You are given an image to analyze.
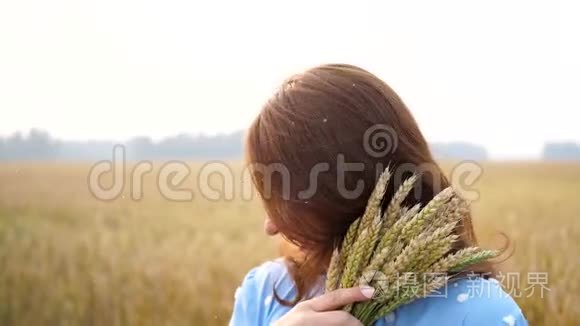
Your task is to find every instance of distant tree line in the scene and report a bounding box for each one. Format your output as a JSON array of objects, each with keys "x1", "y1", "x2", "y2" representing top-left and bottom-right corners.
[
  {"x1": 0, "y1": 129, "x2": 244, "y2": 161},
  {"x1": 0, "y1": 129, "x2": 578, "y2": 161},
  {"x1": 542, "y1": 142, "x2": 580, "y2": 160}
]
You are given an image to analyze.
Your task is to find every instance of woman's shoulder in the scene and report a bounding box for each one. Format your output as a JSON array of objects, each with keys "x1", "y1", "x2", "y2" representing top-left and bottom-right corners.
[
  {"x1": 230, "y1": 258, "x2": 298, "y2": 326},
  {"x1": 453, "y1": 277, "x2": 527, "y2": 325},
  {"x1": 237, "y1": 258, "x2": 299, "y2": 299},
  {"x1": 385, "y1": 276, "x2": 528, "y2": 326},
  {"x1": 231, "y1": 262, "x2": 528, "y2": 326}
]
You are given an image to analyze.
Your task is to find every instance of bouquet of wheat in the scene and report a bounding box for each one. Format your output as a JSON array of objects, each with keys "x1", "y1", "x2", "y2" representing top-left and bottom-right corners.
[{"x1": 325, "y1": 168, "x2": 498, "y2": 325}]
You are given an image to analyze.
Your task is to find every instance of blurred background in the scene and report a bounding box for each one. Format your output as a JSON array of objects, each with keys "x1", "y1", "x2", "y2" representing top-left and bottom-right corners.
[{"x1": 0, "y1": 0, "x2": 579, "y2": 325}]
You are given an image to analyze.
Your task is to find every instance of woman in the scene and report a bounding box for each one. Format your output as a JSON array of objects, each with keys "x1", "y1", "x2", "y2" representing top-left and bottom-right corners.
[{"x1": 231, "y1": 64, "x2": 527, "y2": 325}]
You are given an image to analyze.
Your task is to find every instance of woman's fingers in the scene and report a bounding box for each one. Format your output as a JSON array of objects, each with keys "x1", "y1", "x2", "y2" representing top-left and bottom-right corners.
[{"x1": 307, "y1": 286, "x2": 375, "y2": 312}]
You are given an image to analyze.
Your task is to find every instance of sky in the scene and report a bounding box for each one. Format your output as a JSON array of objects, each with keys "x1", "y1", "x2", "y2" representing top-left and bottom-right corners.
[{"x1": 0, "y1": 0, "x2": 578, "y2": 159}]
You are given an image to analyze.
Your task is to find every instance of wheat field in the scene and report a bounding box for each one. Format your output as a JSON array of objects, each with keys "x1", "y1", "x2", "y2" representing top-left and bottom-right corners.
[{"x1": 0, "y1": 162, "x2": 578, "y2": 325}]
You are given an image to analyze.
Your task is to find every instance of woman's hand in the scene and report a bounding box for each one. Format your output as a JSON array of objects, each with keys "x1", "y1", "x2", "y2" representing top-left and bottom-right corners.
[{"x1": 273, "y1": 286, "x2": 375, "y2": 326}]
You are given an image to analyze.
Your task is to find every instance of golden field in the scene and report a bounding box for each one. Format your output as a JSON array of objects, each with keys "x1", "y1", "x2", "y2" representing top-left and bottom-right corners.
[{"x1": 0, "y1": 162, "x2": 578, "y2": 325}]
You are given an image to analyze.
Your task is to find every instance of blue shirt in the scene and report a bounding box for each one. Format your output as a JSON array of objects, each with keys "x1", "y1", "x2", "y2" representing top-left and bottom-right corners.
[{"x1": 230, "y1": 259, "x2": 528, "y2": 326}]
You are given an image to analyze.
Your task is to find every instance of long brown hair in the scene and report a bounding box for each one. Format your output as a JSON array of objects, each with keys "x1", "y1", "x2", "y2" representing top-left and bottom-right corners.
[{"x1": 245, "y1": 64, "x2": 494, "y2": 304}]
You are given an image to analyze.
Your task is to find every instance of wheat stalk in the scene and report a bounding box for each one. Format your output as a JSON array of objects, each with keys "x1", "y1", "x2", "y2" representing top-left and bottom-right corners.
[
  {"x1": 326, "y1": 216, "x2": 361, "y2": 291},
  {"x1": 339, "y1": 167, "x2": 391, "y2": 289},
  {"x1": 325, "y1": 167, "x2": 499, "y2": 325}
]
